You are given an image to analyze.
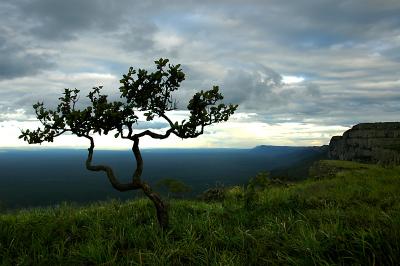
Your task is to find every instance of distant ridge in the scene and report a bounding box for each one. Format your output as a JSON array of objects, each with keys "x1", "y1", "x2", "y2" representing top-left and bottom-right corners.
[
  {"x1": 253, "y1": 145, "x2": 324, "y2": 150},
  {"x1": 252, "y1": 145, "x2": 312, "y2": 153},
  {"x1": 252, "y1": 145, "x2": 325, "y2": 156},
  {"x1": 253, "y1": 145, "x2": 311, "y2": 150},
  {"x1": 252, "y1": 145, "x2": 329, "y2": 180}
]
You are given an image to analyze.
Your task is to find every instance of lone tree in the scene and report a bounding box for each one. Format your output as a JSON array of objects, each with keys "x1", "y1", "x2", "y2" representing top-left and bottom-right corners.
[{"x1": 19, "y1": 58, "x2": 237, "y2": 229}]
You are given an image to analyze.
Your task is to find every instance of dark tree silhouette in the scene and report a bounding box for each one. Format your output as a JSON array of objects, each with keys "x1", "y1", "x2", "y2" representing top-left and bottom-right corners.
[{"x1": 19, "y1": 58, "x2": 238, "y2": 229}]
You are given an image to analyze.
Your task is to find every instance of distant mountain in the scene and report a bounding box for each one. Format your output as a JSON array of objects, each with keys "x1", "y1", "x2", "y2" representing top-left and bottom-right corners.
[{"x1": 252, "y1": 145, "x2": 316, "y2": 156}]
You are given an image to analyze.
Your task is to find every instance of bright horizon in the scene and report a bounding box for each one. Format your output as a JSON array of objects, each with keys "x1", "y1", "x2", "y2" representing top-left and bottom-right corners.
[
  {"x1": 0, "y1": 118, "x2": 349, "y2": 149},
  {"x1": 1, "y1": 1, "x2": 399, "y2": 149}
]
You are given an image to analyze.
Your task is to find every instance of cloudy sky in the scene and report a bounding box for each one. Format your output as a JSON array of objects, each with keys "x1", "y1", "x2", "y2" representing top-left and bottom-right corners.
[{"x1": 1, "y1": 0, "x2": 399, "y2": 149}]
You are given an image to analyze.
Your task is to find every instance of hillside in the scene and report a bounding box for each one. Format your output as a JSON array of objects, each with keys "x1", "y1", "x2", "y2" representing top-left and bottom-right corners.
[
  {"x1": 1, "y1": 160, "x2": 399, "y2": 265},
  {"x1": 252, "y1": 145, "x2": 328, "y2": 180}
]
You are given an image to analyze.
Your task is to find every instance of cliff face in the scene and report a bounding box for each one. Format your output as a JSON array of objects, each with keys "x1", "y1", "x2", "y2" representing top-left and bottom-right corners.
[{"x1": 328, "y1": 122, "x2": 400, "y2": 165}]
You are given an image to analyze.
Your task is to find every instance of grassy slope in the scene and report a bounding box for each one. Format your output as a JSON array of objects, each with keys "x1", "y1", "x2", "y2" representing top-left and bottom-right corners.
[{"x1": 1, "y1": 160, "x2": 399, "y2": 265}]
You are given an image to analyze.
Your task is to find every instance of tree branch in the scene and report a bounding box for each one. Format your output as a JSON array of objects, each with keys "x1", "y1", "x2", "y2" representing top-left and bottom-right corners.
[
  {"x1": 133, "y1": 128, "x2": 174, "y2": 139},
  {"x1": 131, "y1": 138, "x2": 143, "y2": 183},
  {"x1": 84, "y1": 135, "x2": 141, "y2": 191},
  {"x1": 160, "y1": 113, "x2": 175, "y2": 128}
]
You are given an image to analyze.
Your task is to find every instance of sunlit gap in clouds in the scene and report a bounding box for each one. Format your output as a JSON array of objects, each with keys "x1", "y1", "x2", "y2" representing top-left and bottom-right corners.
[{"x1": 282, "y1": 75, "x2": 305, "y2": 84}]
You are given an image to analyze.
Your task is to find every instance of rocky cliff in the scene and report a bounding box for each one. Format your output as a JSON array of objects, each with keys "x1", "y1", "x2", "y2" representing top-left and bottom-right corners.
[{"x1": 328, "y1": 122, "x2": 400, "y2": 164}]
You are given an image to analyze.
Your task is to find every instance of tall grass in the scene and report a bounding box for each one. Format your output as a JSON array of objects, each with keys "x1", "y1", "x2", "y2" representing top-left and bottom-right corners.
[{"x1": 1, "y1": 160, "x2": 399, "y2": 265}]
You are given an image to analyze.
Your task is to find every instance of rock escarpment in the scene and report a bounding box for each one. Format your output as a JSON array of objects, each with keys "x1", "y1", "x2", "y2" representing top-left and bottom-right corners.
[{"x1": 328, "y1": 122, "x2": 400, "y2": 165}]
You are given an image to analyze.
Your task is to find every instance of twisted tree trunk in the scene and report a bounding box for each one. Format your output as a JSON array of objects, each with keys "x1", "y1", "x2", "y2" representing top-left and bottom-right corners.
[
  {"x1": 131, "y1": 138, "x2": 169, "y2": 229},
  {"x1": 84, "y1": 136, "x2": 169, "y2": 229},
  {"x1": 140, "y1": 182, "x2": 169, "y2": 229}
]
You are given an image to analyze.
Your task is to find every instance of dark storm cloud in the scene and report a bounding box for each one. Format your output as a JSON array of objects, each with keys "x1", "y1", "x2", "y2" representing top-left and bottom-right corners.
[
  {"x1": 222, "y1": 0, "x2": 400, "y2": 49},
  {"x1": 222, "y1": 65, "x2": 283, "y2": 108},
  {"x1": 382, "y1": 46, "x2": 400, "y2": 62},
  {"x1": 3, "y1": 0, "x2": 159, "y2": 52},
  {"x1": 4, "y1": 0, "x2": 400, "y2": 52},
  {"x1": 115, "y1": 23, "x2": 158, "y2": 53},
  {"x1": 16, "y1": 0, "x2": 131, "y2": 40},
  {"x1": 0, "y1": 2, "x2": 55, "y2": 80},
  {"x1": 254, "y1": 88, "x2": 400, "y2": 126},
  {"x1": 0, "y1": 34, "x2": 54, "y2": 80}
]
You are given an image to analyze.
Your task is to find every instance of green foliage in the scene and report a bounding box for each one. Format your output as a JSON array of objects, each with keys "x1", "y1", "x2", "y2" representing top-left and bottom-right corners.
[
  {"x1": 198, "y1": 183, "x2": 226, "y2": 202},
  {"x1": 247, "y1": 171, "x2": 270, "y2": 190},
  {"x1": 20, "y1": 86, "x2": 139, "y2": 142},
  {"x1": 224, "y1": 186, "x2": 245, "y2": 201},
  {"x1": 244, "y1": 171, "x2": 270, "y2": 208},
  {"x1": 1, "y1": 161, "x2": 400, "y2": 265},
  {"x1": 176, "y1": 86, "x2": 237, "y2": 138},
  {"x1": 19, "y1": 58, "x2": 238, "y2": 143},
  {"x1": 156, "y1": 178, "x2": 192, "y2": 198},
  {"x1": 119, "y1": 58, "x2": 184, "y2": 120}
]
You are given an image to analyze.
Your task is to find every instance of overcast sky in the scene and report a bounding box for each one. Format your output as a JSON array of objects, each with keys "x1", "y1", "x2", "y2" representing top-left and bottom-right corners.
[{"x1": 1, "y1": 0, "x2": 399, "y2": 149}]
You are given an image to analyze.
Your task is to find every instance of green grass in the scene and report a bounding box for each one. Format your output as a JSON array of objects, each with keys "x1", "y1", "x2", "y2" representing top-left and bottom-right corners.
[{"x1": 1, "y1": 160, "x2": 400, "y2": 265}]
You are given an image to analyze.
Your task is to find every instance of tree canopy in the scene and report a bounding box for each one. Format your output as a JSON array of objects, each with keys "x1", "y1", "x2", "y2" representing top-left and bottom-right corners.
[{"x1": 20, "y1": 58, "x2": 237, "y2": 144}]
